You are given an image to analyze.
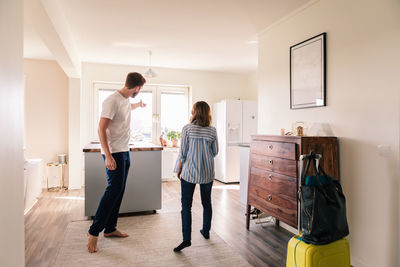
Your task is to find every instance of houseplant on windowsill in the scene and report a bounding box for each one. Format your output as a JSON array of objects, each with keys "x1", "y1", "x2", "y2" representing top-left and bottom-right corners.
[{"x1": 167, "y1": 130, "x2": 181, "y2": 147}]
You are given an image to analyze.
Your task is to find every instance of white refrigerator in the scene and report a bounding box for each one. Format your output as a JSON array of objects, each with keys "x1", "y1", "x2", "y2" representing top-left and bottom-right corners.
[{"x1": 212, "y1": 99, "x2": 257, "y2": 183}]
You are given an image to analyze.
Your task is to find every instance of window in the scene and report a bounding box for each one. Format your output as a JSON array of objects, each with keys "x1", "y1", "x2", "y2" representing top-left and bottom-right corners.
[
  {"x1": 160, "y1": 88, "x2": 189, "y2": 139},
  {"x1": 130, "y1": 91, "x2": 153, "y2": 142},
  {"x1": 94, "y1": 82, "x2": 189, "y2": 144}
]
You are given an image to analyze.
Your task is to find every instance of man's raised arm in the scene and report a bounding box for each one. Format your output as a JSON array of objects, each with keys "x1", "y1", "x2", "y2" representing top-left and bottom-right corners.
[{"x1": 130, "y1": 99, "x2": 147, "y2": 110}]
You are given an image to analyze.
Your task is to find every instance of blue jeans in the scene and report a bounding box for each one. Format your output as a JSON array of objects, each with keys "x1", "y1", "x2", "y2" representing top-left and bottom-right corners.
[
  {"x1": 89, "y1": 152, "x2": 130, "y2": 236},
  {"x1": 180, "y1": 179, "x2": 213, "y2": 241}
]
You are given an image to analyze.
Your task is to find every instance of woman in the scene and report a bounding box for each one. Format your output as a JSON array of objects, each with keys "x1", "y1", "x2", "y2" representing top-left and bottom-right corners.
[{"x1": 173, "y1": 101, "x2": 219, "y2": 252}]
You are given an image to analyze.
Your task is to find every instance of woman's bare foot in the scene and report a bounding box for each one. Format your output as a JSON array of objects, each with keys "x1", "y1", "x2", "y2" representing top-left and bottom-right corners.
[
  {"x1": 87, "y1": 233, "x2": 98, "y2": 253},
  {"x1": 103, "y1": 229, "x2": 129, "y2": 238}
]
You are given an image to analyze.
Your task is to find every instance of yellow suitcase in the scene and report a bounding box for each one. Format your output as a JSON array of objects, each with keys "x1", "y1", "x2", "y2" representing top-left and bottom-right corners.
[{"x1": 286, "y1": 236, "x2": 350, "y2": 267}]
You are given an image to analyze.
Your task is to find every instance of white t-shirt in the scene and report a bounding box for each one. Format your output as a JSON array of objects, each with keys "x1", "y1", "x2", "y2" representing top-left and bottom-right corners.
[{"x1": 100, "y1": 91, "x2": 131, "y2": 154}]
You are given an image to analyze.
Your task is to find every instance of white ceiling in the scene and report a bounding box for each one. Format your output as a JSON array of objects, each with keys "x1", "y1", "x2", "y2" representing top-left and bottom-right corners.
[{"x1": 24, "y1": 0, "x2": 310, "y2": 74}]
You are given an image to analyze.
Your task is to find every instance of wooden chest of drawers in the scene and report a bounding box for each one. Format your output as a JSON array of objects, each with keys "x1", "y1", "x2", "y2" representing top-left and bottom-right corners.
[{"x1": 246, "y1": 135, "x2": 339, "y2": 229}]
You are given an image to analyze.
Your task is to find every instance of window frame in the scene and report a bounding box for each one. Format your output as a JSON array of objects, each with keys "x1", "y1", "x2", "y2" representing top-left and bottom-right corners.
[
  {"x1": 92, "y1": 82, "x2": 190, "y2": 144},
  {"x1": 157, "y1": 86, "x2": 190, "y2": 141}
]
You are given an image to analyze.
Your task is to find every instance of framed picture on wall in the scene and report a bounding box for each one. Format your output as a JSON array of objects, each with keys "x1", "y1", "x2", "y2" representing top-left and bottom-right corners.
[{"x1": 290, "y1": 32, "x2": 326, "y2": 109}]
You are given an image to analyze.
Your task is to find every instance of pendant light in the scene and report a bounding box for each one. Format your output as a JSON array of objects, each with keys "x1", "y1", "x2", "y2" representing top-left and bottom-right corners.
[{"x1": 144, "y1": 50, "x2": 156, "y2": 78}]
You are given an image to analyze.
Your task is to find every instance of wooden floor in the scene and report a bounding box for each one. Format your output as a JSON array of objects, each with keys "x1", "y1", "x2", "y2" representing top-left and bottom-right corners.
[{"x1": 25, "y1": 180, "x2": 292, "y2": 267}]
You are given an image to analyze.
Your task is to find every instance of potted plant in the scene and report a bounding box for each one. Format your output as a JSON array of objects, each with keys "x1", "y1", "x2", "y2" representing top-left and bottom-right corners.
[{"x1": 167, "y1": 130, "x2": 181, "y2": 147}]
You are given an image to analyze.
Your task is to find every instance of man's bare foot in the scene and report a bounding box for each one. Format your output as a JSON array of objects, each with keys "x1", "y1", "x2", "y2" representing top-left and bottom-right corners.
[
  {"x1": 103, "y1": 229, "x2": 129, "y2": 238},
  {"x1": 87, "y1": 233, "x2": 98, "y2": 253}
]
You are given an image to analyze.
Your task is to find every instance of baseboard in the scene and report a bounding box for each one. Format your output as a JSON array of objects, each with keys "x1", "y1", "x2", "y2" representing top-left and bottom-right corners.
[
  {"x1": 24, "y1": 199, "x2": 38, "y2": 215},
  {"x1": 351, "y1": 257, "x2": 367, "y2": 267},
  {"x1": 279, "y1": 221, "x2": 299, "y2": 235}
]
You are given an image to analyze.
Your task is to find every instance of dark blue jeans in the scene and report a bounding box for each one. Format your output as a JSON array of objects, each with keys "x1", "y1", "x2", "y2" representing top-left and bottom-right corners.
[
  {"x1": 180, "y1": 179, "x2": 213, "y2": 241},
  {"x1": 89, "y1": 151, "x2": 130, "y2": 237}
]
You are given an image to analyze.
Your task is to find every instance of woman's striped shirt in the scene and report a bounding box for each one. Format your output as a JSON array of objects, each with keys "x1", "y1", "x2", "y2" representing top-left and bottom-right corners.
[{"x1": 174, "y1": 122, "x2": 219, "y2": 184}]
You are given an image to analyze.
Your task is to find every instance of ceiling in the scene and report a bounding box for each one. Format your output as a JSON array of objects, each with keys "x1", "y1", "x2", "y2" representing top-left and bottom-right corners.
[{"x1": 24, "y1": 0, "x2": 310, "y2": 74}]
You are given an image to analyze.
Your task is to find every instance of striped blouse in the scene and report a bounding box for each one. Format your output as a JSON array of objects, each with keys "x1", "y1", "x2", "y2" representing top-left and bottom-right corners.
[{"x1": 174, "y1": 121, "x2": 219, "y2": 184}]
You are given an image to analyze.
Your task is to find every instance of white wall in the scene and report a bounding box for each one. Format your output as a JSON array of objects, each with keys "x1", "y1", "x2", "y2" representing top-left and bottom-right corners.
[
  {"x1": 0, "y1": 0, "x2": 25, "y2": 266},
  {"x1": 247, "y1": 71, "x2": 258, "y2": 101},
  {"x1": 68, "y1": 78, "x2": 82, "y2": 189},
  {"x1": 257, "y1": 0, "x2": 400, "y2": 266},
  {"x1": 24, "y1": 59, "x2": 69, "y2": 187},
  {"x1": 81, "y1": 62, "x2": 257, "y2": 149}
]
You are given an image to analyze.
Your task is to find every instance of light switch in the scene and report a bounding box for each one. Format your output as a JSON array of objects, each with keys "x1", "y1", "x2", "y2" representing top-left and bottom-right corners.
[{"x1": 377, "y1": 145, "x2": 391, "y2": 158}]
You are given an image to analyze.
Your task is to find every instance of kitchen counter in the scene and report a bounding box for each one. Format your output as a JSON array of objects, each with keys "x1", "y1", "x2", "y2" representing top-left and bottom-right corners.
[
  {"x1": 83, "y1": 142, "x2": 163, "y2": 152},
  {"x1": 239, "y1": 145, "x2": 250, "y2": 204},
  {"x1": 83, "y1": 142, "x2": 163, "y2": 216}
]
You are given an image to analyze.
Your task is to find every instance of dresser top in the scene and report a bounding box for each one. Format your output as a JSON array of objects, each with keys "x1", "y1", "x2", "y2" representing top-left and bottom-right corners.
[{"x1": 251, "y1": 135, "x2": 337, "y2": 143}]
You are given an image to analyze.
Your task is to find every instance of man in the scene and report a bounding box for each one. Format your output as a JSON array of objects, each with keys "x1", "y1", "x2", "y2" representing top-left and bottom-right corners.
[{"x1": 87, "y1": 72, "x2": 146, "y2": 253}]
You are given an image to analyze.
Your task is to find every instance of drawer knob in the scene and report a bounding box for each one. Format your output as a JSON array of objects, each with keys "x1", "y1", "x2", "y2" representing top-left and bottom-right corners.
[
  {"x1": 268, "y1": 144, "x2": 273, "y2": 150},
  {"x1": 269, "y1": 159, "x2": 273, "y2": 165},
  {"x1": 268, "y1": 174, "x2": 272, "y2": 180},
  {"x1": 268, "y1": 195, "x2": 272, "y2": 201}
]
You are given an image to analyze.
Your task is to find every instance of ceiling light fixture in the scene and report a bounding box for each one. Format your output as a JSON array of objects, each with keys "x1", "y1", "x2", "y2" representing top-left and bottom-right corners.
[{"x1": 144, "y1": 50, "x2": 156, "y2": 78}]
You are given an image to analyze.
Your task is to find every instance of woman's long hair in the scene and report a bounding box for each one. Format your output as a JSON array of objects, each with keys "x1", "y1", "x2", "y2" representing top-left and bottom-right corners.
[{"x1": 190, "y1": 101, "x2": 212, "y2": 127}]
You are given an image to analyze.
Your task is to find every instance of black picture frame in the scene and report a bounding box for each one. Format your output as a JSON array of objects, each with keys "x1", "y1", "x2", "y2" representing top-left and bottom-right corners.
[{"x1": 290, "y1": 32, "x2": 326, "y2": 109}]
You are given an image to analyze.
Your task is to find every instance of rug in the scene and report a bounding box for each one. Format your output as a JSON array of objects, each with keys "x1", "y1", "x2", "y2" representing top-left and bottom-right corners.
[{"x1": 54, "y1": 212, "x2": 251, "y2": 266}]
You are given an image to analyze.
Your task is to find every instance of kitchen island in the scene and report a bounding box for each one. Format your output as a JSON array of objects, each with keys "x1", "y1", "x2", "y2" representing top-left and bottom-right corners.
[{"x1": 83, "y1": 142, "x2": 163, "y2": 217}]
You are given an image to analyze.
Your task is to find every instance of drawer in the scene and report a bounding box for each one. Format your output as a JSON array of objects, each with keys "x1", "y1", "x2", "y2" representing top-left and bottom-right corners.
[
  {"x1": 251, "y1": 153, "x2": 297, "y2": 177},
  {"x1": 248, "y1": 185, "x2": 297, "y2": 227},
  {"x1": 251, "y1": 140, "x2": 296, "y2": 160},
  {"x1": 249, "y1": 167, "x2": 297, "y2": 200}
]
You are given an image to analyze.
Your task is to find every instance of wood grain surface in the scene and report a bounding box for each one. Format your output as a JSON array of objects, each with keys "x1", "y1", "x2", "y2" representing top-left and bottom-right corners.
[
  {"x1": 83, "y1": 142, "x2": 163, "y2": 152},
  {"x1": 25, "y1": 181, "x2": 292, "y2": 267},
  {"x1": 246, "y1": 135, "x2": 339, "y2": 231}
]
